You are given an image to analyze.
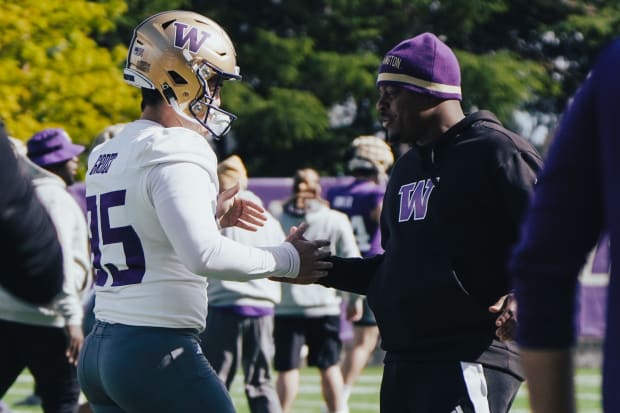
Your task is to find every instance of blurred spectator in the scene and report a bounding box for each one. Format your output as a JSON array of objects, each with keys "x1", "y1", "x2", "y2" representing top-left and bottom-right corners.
[
  {"x1": 200, "y1": 155, "x2": 284, "y2": 413},
  {"x1": 0, "y1": 127, "x2": 63, "y2": 305},
  {"x1": 326, "y1": 135, "x2": 394, "y2": 405},
  {"x1": 272, "y1": 168, "x2": 360, "y2": 413},
  {"x1": 0, "y1": 128, "x2": 91, "y2": 413}
]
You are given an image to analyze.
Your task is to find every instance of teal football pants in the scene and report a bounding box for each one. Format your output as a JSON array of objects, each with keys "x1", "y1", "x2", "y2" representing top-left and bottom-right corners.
[{"x1": 78, "y1": 321, "x2": 236, "y2": 413}]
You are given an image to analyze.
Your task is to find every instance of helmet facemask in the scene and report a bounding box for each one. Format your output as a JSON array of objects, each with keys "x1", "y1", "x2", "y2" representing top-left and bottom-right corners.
[{"x1": 163, "y1": 52, "x2": 240, "y2": 139}]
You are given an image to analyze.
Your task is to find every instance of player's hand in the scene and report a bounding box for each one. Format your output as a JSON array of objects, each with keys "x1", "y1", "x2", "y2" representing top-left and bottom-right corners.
[
  {"x1": 347, "y1": 297, "x2": 364, "y2": 321},
  {"x1": 270, "y1": 223, "x2": 332, "y2": 284},
  {"x1": 64, "y1": 324, "x2": 84, "y2": 366},
  {"x1": 216, "y1": 182, "x2": 267, "y2": 231},
  {"x1": 489, "y1": 293, "x2": 517, "y2": 342}
]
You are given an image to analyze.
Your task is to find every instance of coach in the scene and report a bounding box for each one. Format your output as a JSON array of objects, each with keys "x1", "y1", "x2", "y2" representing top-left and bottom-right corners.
[{"x1": 280, "y1": 33, "x2": 542, "y2": 412}]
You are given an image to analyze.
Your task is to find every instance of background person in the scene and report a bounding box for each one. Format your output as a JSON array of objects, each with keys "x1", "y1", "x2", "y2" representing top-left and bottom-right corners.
[
  {"x1": 326, "y1": 134, "x2": 394, "y2": 404},
  {"x1": 0, "y1": 126, "x2": 63, "y2": 306},
  {"x1": 272, "y1": 168, "x2": 360, "y2": 413},
  {"x1": 200, "y1": 154, "x2": 284, "y2": 413},
  {"x1": 0, "y1": 128, "x2": 92, "y2": 413}
]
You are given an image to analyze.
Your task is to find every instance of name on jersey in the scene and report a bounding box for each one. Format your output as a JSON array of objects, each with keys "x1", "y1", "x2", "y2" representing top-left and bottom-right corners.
[
  {"x1": 398, "y1": 178, "x2": 437, "y2": 222},
  {"x1": 332, "y1": 195, "x2": 354, "y2": 209},
  {"x1": 89, "y1": 153, "x2": 118, "y2": 175}
]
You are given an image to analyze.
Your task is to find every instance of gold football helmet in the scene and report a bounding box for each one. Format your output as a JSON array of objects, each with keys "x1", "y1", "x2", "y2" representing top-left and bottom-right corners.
[
  {"x1": 124, "y1": 10, "x2": 241, "y2": 138},
  {"x1": 347, "y1": 135, "x2": 394, "y2": 176}
]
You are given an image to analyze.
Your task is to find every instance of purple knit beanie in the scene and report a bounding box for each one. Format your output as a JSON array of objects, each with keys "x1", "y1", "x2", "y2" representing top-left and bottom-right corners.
[{"x1": 377, "y1": 32, "x2": 462, "y2": 101}]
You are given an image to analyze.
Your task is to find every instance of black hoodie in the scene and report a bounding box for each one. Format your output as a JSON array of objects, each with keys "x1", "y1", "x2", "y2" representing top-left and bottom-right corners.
[
  {"x1": 320, "y1": 111, "x2": 542, "y2": 378},
  {"x1": 0, "y1": 135, "x2": 64, "y2": 304}
]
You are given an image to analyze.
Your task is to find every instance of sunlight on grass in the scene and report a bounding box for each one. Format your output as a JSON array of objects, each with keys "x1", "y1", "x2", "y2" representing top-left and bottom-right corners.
[{"x1": 2, "y1": 366, "x2": 601, "y2": 413}]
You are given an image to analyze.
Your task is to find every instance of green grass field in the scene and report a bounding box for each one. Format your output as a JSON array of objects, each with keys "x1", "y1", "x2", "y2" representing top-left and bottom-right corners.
[{"x1": 2, "y1": 366, "x2": 602, "y2": 413}]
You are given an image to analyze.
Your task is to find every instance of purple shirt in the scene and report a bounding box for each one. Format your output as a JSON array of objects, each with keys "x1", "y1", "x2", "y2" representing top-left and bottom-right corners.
[
  {"x1": 327, "y1": 179, "x2": 386, "y2": 257},
  {"x1": 510, "y1": 38, "x2": 620, "y2": 412},
  {"x1": 67, "y1": 182, "x2": 87, "y2": 217}
]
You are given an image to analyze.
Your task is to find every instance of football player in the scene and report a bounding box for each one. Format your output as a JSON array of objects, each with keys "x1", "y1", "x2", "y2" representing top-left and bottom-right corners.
[
  {"x1": 77, "y1": 11, "x2": 330, "y2": 413},
  {"x1": 326, "y1": 135, "x2": 393, "y2": 405}
]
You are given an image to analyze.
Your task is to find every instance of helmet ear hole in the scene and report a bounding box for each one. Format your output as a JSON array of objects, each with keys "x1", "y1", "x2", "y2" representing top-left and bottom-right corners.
[{"x1": 168, "y1": 71, "x2": 188, "y2": 85}]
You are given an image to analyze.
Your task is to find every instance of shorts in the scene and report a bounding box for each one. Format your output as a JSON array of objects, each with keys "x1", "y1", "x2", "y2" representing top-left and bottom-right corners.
[
  {"x1": 274, "y1": 315, "x2": 341, "y2": 371},
  {"x1": 354, "y1": 298, "x2": 377, "y2": 326}
]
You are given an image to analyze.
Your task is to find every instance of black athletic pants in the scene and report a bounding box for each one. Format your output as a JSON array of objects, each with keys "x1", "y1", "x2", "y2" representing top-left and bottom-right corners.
[
  {"x1": 380, "y1": 359, "x2": 522, "y2": 413},
  {"x1": 0, "y1": 319, "x2": 80, "y2": 413}
]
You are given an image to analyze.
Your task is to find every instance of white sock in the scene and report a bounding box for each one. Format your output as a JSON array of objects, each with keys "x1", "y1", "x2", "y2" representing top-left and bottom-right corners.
[{"x1": 342, "y1": 384, "x2": 352, "y2": 402}]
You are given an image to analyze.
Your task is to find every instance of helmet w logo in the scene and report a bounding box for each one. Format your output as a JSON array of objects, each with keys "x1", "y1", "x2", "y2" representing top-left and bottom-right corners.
[{"x1": 173, "y1": 22, "x2": 211, "y2": 53}]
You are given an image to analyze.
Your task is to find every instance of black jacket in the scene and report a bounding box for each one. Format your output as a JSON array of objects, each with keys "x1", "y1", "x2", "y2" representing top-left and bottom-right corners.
[
  {"x1": 0, "y1": 135, "x2": 64, "y2": 304},
  {"x1": 320, "y1": 111, "x2": 542, "y2": 377}
]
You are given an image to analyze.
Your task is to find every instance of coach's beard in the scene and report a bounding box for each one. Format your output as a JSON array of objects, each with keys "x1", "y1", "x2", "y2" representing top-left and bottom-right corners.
[{"x1": 385, "y1": 129, "x2": 400, "y2": 144}]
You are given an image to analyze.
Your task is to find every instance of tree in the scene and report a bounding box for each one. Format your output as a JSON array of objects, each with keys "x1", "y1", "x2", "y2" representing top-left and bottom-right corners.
[
  {"x1": 191, "y1": 0, "x2": 617, "y2": 174},
  {"x1": 2, "y1": 1, "x2": 617, "y2": 177},
  {"x1": 0, "y1": 0, "x2": 140, "y2": 149}
]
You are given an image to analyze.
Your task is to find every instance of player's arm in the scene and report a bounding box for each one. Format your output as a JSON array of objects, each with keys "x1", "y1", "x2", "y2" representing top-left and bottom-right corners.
[
  {"x1": 510, "y1": 45, "x2": 614, "y2": 413},
  {"x1": 148, "y1": 161, "x2": 327, "y2": 282}
]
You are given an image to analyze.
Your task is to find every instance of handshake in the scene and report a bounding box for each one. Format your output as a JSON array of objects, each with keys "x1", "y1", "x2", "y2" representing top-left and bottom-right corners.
[{"x1": 271, "y1": 222, "x2": 332, "y2": 284}]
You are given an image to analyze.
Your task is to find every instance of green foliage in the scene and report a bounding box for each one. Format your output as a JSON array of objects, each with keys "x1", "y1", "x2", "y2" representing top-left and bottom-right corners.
[
  {"x1": 233, "y1": 87, "x2": 331, "y2": 176},
  {"x1": 1, "y1": 1, "x2": 618, "y2": 175},
  {"x1": 457, "y1": 50, "x2": 556, "y2": 128},
  {"x1": 0, "y1": 0, "x2": 140, "y2": 147}
]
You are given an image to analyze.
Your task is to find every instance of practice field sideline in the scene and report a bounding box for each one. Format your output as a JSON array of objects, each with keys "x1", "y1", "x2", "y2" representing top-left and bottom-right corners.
[{"x1": 2, "y1": 366, "x2": 602, "y2": 412}]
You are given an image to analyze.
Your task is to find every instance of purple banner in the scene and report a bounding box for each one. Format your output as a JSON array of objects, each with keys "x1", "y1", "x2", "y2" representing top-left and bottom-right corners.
[{"x1": 248, "y1": 176, "x2": 354, "y2": 212}]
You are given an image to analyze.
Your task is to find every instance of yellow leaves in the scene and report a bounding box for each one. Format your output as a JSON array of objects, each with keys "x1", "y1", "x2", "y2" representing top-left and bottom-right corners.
[{"x1": 0, "y1": 0, "x2": 137, "y2": 146}]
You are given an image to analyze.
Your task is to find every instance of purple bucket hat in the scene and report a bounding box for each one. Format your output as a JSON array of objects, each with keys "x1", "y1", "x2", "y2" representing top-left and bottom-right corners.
[
  {"x1": 377, "y1": 32, "x2": 462, "y2": 101},
  {"x1": 27, "y1": 128, "x2": 85, "y2": 167}
]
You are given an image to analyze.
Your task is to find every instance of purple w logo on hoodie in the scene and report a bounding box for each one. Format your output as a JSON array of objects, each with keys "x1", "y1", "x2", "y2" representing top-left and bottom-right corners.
[{"x1": 398, "y1": 178, "x2": 437, "y2": 222}]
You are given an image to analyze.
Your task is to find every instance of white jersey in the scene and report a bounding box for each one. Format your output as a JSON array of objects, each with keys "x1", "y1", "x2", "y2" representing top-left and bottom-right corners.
[{"x1": 86, "y1": 120, "x2": 299, "y2": 330}]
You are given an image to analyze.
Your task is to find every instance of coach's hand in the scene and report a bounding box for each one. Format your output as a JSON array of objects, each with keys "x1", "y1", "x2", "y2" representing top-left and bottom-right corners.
[
  {"x1": 270, "y1": 223, "x2": 332, "y2": 284},
  {"x1": 489, "y1": 293, "x2": 517, "y2": 342}
]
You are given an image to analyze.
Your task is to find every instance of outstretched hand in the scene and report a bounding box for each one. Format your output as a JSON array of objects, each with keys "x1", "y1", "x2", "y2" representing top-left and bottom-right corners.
[
  {"x1": 270, "y1": 223, "x2": 332, "y2": 284},
  {"x1": 489, "y1": 293, "x2": 517, "y2": 342},
  {"x1": 216, "y1": 182, "x2": 267, "y2": 231}
]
